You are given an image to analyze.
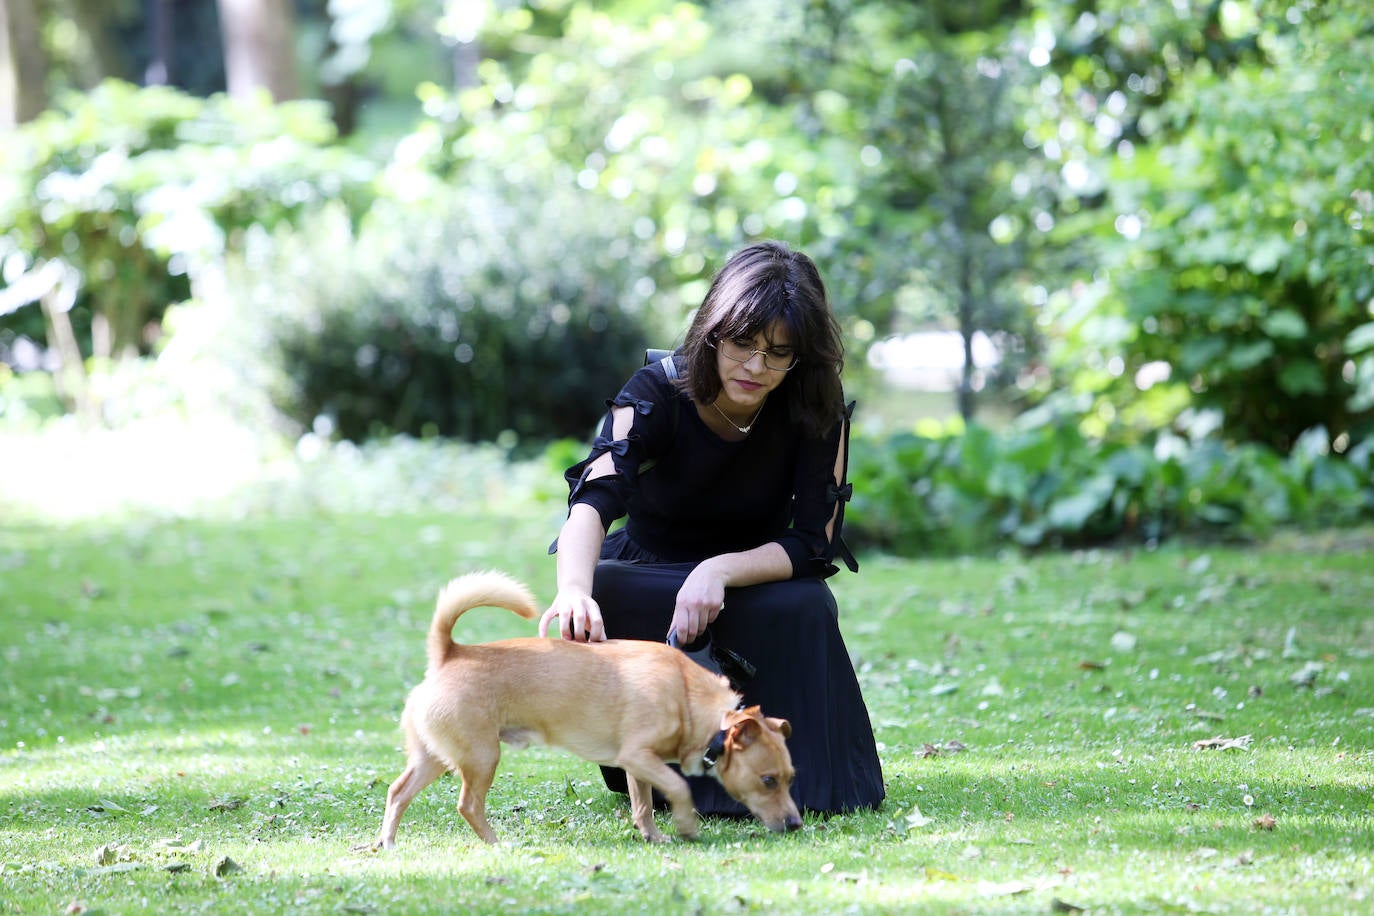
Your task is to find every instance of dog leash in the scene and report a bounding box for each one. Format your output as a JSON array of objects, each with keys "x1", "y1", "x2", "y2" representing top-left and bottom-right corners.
[
  {"x1": 668, "y1": 629, "x2": 756, "y2": 771},
  {"x1": 667, "y1": 628, "x2": 757, "y2": 690}
]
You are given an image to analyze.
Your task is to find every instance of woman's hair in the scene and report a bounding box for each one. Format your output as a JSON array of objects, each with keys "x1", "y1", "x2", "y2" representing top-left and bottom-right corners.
[{"x1": 679, "y1": 240, "x2": 845, "y2": 438}]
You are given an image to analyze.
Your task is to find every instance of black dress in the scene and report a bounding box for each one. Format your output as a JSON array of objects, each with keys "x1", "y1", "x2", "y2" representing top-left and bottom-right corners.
[{"x1": 553, "y1": 356, "x2": 885, "y2": 816}]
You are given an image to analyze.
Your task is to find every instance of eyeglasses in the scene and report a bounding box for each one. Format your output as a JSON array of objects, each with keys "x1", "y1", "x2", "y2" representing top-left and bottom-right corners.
[{"x1": 710, "y1": 336, "x2": 799, "y2": 372}]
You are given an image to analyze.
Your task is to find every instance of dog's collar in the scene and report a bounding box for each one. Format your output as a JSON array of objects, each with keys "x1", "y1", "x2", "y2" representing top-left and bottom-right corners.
[
  {"x1": 701, "y1": 729, "x2": 728, "y2": 770},
  {"x1": 702, "y1": 703, "x2": 749, "y2": 770}
]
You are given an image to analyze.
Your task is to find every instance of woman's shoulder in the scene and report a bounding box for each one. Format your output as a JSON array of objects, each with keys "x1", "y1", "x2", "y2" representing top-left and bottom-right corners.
[
  {"x1": 620, "y1": 356, "x2": 681, "y2": 400},
  {"x1": 607, "y1": 358, "x2": 686, "y2": 430}
]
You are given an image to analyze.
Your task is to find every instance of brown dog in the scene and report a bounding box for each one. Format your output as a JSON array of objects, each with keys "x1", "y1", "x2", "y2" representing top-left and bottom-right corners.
[{"x1": 373, "y1": 570, "x2": 802, "y2": 847}]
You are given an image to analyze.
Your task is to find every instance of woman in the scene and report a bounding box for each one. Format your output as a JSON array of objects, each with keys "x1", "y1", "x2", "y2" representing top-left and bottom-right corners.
[{"x1": 541, "y1": 240, "x2": 884, "y2": 816}]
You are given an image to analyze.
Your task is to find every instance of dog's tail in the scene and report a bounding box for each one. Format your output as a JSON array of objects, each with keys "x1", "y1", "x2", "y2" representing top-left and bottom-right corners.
[{"x1": 427, "y1": 571, "x2": 538, "y2": 670}]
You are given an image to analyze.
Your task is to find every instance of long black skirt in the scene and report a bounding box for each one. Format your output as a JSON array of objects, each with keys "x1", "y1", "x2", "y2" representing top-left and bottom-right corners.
[{"x1": 591, "y1": 538, "x2": 886, "y2": 816}]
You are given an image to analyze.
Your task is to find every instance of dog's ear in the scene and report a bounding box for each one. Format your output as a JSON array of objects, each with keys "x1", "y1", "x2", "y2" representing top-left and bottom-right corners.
[
  {"x1": 723, "y1": 706, "x2": 765, "y2": 750},
  {"x1": 726, "y1": 716, "x2": 762, "y2": 750},
  {"x1": 765, "y1": 716, "x2": 792, "y2": 739}
]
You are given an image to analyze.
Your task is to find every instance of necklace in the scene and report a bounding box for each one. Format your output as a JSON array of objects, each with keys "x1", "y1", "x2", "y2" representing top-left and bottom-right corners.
[{"x1": 710, "y1": 397, "x2": 766, "y2": 435}]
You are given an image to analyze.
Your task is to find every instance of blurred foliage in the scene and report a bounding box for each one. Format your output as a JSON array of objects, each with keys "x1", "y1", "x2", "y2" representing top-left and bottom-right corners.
[
  {"x1": 847, "y1": 402, "x2": 1374, "y2": 555},
  {"x1": 0, "y1": 80, "x2": 374, "y2": 415},
  {"x1": 1025, "y1": 0, "x2": 1374, "y2": 453},
  {"x1": 2, "y1": 0, "x2": 1373, "y2": 550},
  {"x1": 395, "y1": 0, "x2": 1069, "y2": 418},
  {"x1": 229, "y1": 175, "x2": 665, "y2": 444}
]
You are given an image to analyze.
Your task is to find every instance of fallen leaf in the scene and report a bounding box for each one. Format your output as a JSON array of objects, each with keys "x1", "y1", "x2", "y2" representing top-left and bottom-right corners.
[
  {"x1": 1191, "y1": 735, "x2": 1251, "y2": 751},
  {"x1": 1110, "y1": 631, "x2": 1137, "y2": 652},
  {"x1": 1253, "y1": 814, "x2": 1277, "y2": 831},
  {"x1": 904, "y1": 804, "x2": 934, "y2": 828},
  {"x1": 94, "y1": 844, "x2": 134, "y2": 866},
  {"x1": 1191, "y1": 710, "x2": 1226, "y2": 721},
  {"x1": 917, "y1": 740, "x2": 967, "y2": 758},
  {"x1": 156, "y1": 838, "x2": 205, "y2": 853},
  {"x1": 211, "y1": 856, "x2": 242, "y2": 877},
  {"x1": 209, "y1": 797, "x2": 246, "y2": 812},
  {"x1": 88, "y1": 799, "x2": 130, "y2": 814},
  {"x1": 924, "y1": 866, "x2": 961, "y2": 882},
  {"x1": 88, "y1": 862, "x2": 142, "y2": 876},
  {"x1": 1282, "y1": 626, "x2": 1301, "y2": 659},
  {"x1": 1288, "y1": 661, "x2": 1323, "y2": 689},
  {"x1": 977, "y1": 879, "x2": 1031, "y2": 897}
]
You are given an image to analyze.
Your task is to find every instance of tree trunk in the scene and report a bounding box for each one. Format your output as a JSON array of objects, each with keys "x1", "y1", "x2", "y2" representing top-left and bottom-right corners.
[
  {"x1": 0, "y1": 0, "x2": 49, "y2": 126},
  {"x1": 956, "y1": 247, "x2": 977, "y2": 422},
  {"x1": 145, "y1": 0, "x2": 174, "y2": 85},
  {"x1": 217, "y1": 0, "x2": 298, "y2": 101},
  {"x1": 319, "y1": 3, "x2": 359, "y2": 136},
  {"x1": 68, "y1": 0, "x2": 135, "y2": 86}
]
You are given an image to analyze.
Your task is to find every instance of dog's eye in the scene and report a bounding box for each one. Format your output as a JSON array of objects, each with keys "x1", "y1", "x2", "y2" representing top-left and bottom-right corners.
[{"x1": 762, "y1": 775, "x2": 777, "y2": 789}]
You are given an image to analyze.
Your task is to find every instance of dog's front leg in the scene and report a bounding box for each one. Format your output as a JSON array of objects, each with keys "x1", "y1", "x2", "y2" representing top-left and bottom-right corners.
[
  {"x1": 626, "y1": 776, "x2": 669, "y2": 843},
  {"x1": 620, "y1": 753, "x2": 698, "y2": 841}
]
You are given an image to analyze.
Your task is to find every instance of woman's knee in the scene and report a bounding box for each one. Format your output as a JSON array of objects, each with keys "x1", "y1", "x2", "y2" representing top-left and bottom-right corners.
[{"x1": 732, "y1": 578, "x2": 838, "y2": 626}]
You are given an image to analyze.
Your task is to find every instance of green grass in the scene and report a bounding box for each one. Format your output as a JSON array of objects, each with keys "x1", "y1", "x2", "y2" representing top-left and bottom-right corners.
[{"x1": 3, "y1": 507, "x2": 1372, "y2": 914}]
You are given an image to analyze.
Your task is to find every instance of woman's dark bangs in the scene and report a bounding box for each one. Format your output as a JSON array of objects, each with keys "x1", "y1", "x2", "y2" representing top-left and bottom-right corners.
[{"x1": 716, "y1": 282, "x2": 800, "y2": 344}]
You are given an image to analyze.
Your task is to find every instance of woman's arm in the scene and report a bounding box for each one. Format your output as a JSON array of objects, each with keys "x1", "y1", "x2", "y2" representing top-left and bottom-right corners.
[
  {"x1": 539, "y1": 503, "x2": 610, "y2": 641},
  {"x1": 770, "y1": 408, "x2": 856, "y2": 577},
  {"x1": 670, "y1": 543, "x2": 793, "y2": 644},
  {"x1": 674, "y1": 410, "x2": 853, "y2": 644},
  {"x1": 539, "y1": 405, "x2": 634, "y2": 642}
]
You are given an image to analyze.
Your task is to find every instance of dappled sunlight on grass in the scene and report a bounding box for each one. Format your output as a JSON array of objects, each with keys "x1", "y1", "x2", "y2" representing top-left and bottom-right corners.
[
  {"x1": 0, "y1": 416, "x2": 289, "y2": 522},
  {"x1": 0, "y1": 415, "x2": 557, "y2": 524},
  {"x1": 4, "y1": 489, "x2": 1374, "y2": 911}
]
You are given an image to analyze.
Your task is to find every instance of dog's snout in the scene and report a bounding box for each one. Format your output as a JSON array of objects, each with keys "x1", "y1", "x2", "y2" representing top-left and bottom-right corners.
[{"x1": 785, "y1": 814, "x2": 803, "y2": 832}]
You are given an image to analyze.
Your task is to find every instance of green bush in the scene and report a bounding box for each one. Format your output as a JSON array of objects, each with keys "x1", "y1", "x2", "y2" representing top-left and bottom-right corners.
[
  {"x1": 1047, "y1": 8, "x2": 1374, "y2": 454},
  {"x1": 233, "y1": 177, "x2": 668, "y2": 444},
  {"x1": 846, "y1": 405, "x2": 1374, "y2": 555},
  {"x1": 0, "y1": 81, "x2": 374, "y2": 367}
]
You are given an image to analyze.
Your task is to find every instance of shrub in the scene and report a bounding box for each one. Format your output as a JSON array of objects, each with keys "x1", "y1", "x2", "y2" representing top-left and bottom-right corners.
[
  {"x1": 846, "y1": 406, "x2": 1374, "y2": 555},
  {"x1": 232, "y1": 176, "x2": 669, "y2": 444},
  {"x1": 0, "y1": 80, "x2": 375, "y2": 420}
]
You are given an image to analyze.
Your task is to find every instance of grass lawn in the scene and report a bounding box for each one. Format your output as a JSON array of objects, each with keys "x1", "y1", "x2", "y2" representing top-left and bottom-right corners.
[{"x1": 2, "y1": 502, "x2": 1372, "y2": 914}]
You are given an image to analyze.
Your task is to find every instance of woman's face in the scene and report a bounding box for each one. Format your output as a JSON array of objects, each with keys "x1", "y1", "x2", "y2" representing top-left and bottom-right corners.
[{"x1": 713, "y1": 320, "x2": 795, "y2": 411}]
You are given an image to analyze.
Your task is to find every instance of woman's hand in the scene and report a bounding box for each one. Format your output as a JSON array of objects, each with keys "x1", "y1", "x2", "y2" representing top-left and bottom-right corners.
[
  {"x1": 670, "y1": 560, "x2": 728, "y2": 645},
  {"x1": 539, "y1": 589, "x2": 607, "y2": 643}
]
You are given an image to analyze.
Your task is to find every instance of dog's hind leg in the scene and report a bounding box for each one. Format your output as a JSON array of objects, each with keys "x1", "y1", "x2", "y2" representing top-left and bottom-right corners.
[
  {"x1": 455, "y1": 745, "x2": 502, "y2": 844},
  {"x1": 376, "y1": 748, "x2": 448, "y2": 850}
]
